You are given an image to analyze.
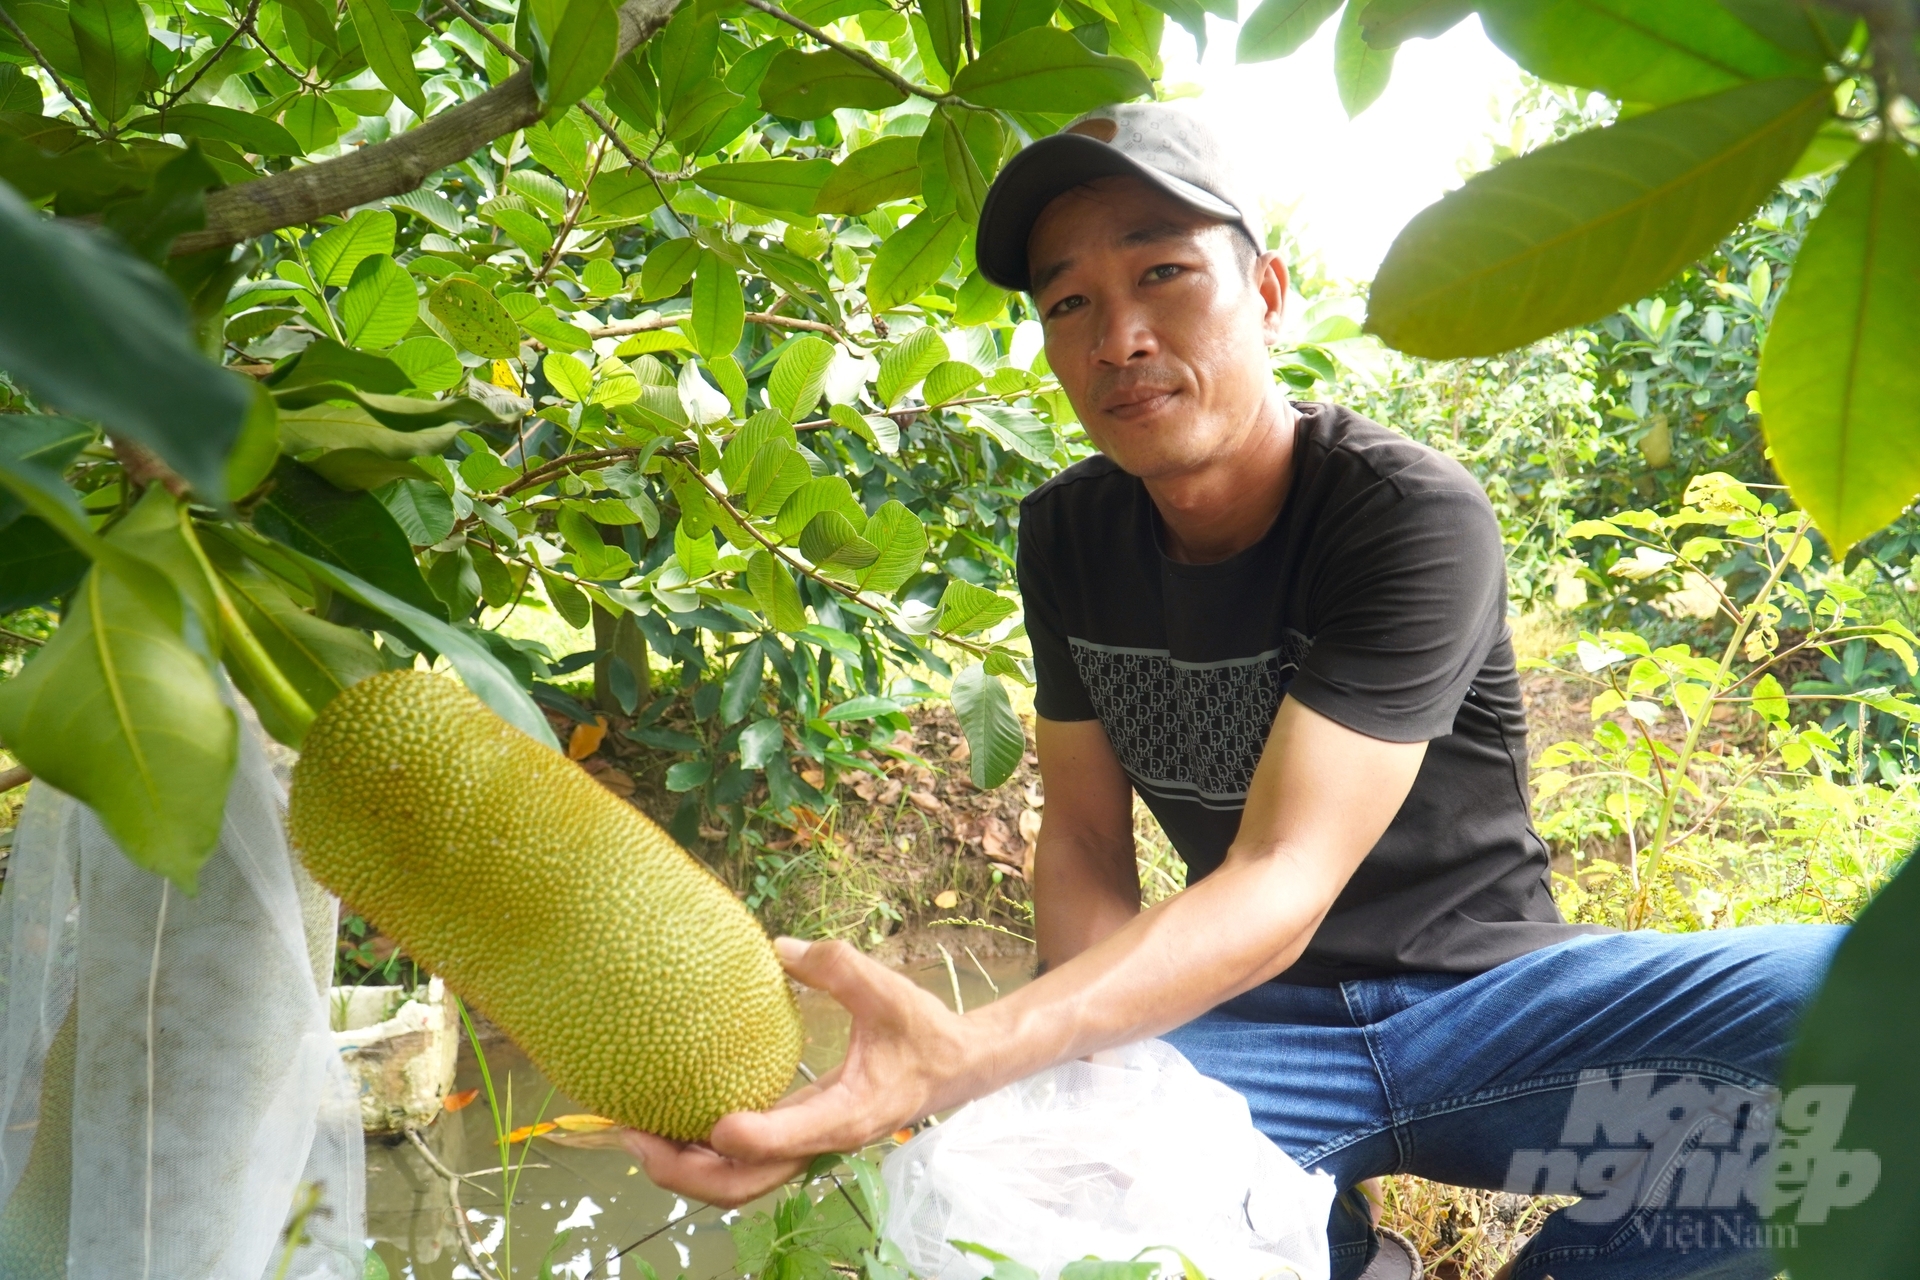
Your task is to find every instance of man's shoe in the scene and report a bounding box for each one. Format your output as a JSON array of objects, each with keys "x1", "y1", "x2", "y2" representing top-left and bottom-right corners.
[{"x1": 1356, "y1": 1227, "x2": 1423, "y2": 1280}]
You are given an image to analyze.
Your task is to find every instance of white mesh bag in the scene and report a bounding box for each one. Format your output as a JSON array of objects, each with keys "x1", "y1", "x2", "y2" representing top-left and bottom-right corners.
[
  {"x1": 882, "y1": 1038, "x2": 1335, "y2": 1280},
  {"x1": 0, "y1": 702, "x2": 364, "y2": 1280}
]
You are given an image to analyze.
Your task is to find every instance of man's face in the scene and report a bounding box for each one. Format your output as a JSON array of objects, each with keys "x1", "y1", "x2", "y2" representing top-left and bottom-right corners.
[{"x1": 1027, "y1": 175, "x2": 1287, "y2": 482}]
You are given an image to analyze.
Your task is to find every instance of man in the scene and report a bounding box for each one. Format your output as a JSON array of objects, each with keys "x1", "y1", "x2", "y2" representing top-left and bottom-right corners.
[{"x1": 627, "y1": 105, "x2": 1844, "y2": 1280}]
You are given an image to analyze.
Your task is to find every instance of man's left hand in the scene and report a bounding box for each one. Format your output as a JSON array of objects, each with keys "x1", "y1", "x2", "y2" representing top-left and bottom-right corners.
[{"x1": 620, "y1": 936, "x2": 973, "y2": 1207}]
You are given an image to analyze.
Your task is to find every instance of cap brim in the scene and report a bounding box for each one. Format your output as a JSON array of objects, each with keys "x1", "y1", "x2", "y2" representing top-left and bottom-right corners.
[{"x1": 975, "y1": 132, "x2": 1243, "y2": 292}]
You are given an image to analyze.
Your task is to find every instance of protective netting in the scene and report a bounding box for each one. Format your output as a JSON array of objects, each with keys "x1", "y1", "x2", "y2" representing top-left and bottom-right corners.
[
  {"x1": 0, "y1": 701, "x2": 364, "y2": 1279},
  {"x1": 882, "y1": 1039, "x2": 1335, "y2": 1280}
]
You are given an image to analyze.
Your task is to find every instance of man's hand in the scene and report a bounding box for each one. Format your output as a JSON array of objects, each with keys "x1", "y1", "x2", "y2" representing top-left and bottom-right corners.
[{"x1": 621, "y1": 936, "x2": 971, "y2": 1207}]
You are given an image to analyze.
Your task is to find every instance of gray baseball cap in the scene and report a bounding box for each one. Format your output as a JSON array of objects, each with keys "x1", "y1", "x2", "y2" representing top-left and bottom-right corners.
[{"x1": 975, "y1": 102, "x2": 1267, "y2": 293}]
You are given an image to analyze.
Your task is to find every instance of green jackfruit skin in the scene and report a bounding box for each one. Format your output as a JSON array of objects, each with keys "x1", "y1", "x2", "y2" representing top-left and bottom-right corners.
[
  {"x1": 0, "y1": 1004, "x2": 75, "y2": 1280},
  {"x1": 288, "y1": 670, "x2": 802, "y2": 1141}
]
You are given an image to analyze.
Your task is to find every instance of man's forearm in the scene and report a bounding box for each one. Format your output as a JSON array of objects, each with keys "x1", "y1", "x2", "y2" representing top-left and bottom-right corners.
[
  {"x1": 1033, "y1": 831, "x2": 1141, "y2": 972},
  {"x1": 934, "y1": 839, "x2": 1340, "y2": 1114}
]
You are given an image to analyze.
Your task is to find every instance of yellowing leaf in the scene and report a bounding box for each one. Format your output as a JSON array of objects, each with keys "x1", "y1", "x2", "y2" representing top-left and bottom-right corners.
[
  {"x1": 553, "y1": 1113, "x2": 617, "y2": 1132},
  {"x1": 506, "y1": 1121, "x2": 559, "y2": 1143},
  {"x1": 444, "y1": 1088, "x2": 481, "y2": 1112},
  {"x1": 568, "y1": 715, "x2": 609, "y2": 759}
]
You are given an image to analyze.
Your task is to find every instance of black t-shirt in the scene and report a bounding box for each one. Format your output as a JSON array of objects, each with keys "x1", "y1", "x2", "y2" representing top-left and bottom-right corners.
[{"x1": 1018, "y1": 402, "x2": 1603, "y2": 985}]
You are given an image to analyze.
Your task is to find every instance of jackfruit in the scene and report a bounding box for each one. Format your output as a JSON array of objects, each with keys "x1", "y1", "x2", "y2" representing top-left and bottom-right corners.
[
  {"x1": 287, "y1": 669, "x2": 802, "y2": 1141},
  {"x1": 0, "y1": 1004, "x2": 75, "y2": 1280}
]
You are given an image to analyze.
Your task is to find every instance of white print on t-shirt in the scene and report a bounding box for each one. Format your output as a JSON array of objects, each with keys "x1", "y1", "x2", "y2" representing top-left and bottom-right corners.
[{"x1": 1067, "y1": 630, "x2": 1313, "y2": 811}]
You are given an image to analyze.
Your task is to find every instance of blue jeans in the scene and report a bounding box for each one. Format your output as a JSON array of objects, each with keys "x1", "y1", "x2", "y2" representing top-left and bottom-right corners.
[{"x1": 1162, "y1": 926, "x2": 1846, "y2": 1280}]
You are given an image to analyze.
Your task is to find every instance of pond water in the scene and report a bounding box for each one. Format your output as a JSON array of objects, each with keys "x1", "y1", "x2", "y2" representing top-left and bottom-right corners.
[{"x1": 367, "y1": 950, "x2": 1032, "y2": 1279}]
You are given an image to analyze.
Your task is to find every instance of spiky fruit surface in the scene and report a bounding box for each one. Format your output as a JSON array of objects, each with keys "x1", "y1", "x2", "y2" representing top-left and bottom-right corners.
[
  {"x1": 0, "y1": 1004, "x2": 75, "y2": 1280},
  {"x1": 287, "y1": 670, "x2": 802, "y2": 1141}
]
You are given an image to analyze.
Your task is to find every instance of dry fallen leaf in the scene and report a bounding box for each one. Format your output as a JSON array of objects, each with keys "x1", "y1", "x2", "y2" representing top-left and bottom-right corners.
[
  {"x1": 908, "y1": 791, "x2": 944, "y2": 814},
  {"x1": 596, "y1": 769, "x2": 635, "y2": 797},
  {"x1": 933, "y1": 889, "x2": 959, "y2": 909},
  {"x1": 506, "y1": 1121, "x2": 558, "y2": 1144},
  {"x1": 444, "y1": 1088, "x2": 481, "y2": 1113},
  {"x1": 567, "y1": 716, "x2": 609, "y2": 760}
]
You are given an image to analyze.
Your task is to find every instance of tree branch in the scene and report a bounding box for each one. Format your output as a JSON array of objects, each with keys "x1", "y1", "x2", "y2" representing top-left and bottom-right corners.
[
  {"x1": 587, "y1": 310, "x2": 852, "y2": 342},
  {"x1": 173, "y1": 0, "x2": 682, "y2": 254},
  {"x1": 736, "y1": 0, "x2": 957, "y2": 105},
  {"x1": 0, "y1": 6, "x2": 100, "y2": 132}
]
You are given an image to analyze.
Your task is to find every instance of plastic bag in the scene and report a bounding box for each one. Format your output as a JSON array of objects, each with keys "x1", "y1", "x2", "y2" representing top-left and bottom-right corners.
[
  {"x1": 882, "y1": 1038, "x2": 1335, "y2": 1280},
  {"x1": 0, "y1": 696, "x2": 364, "y2": 1279}
]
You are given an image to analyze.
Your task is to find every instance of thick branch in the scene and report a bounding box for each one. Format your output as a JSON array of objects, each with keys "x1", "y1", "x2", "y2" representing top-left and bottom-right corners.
[{"x1": 173, "y1": 0, "x2": 680, "y2": 254}]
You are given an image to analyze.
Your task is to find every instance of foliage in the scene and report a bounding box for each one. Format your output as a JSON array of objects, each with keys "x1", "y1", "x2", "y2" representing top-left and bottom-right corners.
[
  {"x1": 1522, "y1": 471, "x2": 1919, "y2": 928},
  {"x1": 1241, "y1": 0, "x2": 1920, "y2": 555},
  {"x1": 0, "y1": 0, "x2": 1236, "y2": 884}
]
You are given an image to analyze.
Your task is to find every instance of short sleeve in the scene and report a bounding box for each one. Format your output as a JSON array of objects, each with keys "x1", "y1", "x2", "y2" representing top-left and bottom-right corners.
[
  {"x1": 1016, "y1": 512, "x2": 1098, "y2": 722},
  {"x1": 1284, "y1": 484, "x2": 1507, "y2": 743}
]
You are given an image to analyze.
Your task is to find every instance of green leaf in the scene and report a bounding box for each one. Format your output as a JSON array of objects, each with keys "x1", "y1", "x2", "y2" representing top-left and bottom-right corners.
[
  {"x1": 338, "y1": 254, "x2": 418, "y2": 350},
  {"x1": 747, "y1": 548, "x2": 808, "y2": 630},
  {"x1": 919, "y1": 105, "x2": 992, "y2": 222},
  {"x1": 922, "y1": 359, "x2": 984, "y2": 406},
  {"x1": 876, "y1": 325, "x2": 948, "y2": 407},
  {"x1": 346, "y1": 0, "x2": 428, "y2": 116},
  {"x1": 390, "y1": 335, "x2": 464, "y2": 391},
  {"x1": 282, "y1": 93, "x2": 344, "y2": 153},
  {"x1": 1716, "y1": 0, "x2": 1855, "y2": 62},
  {"x1": 649, "y1": 3, "x2": 719, "y2": 111},
  {"x1": 1334, "y1": 0, "x2": 1396, "y2": 117},
  {"x1": 490, "y1": 206, "x2": 556, "y2": 260},
  {"x1": 68, "y1": 0, "x2": 149, "y2": 123},
  {"x1": 127, "y1": 104, "x2": 302, "y2": 156},
  {"x1": 375, "y1": 477, "x2": 456, "y2": 545},
  {"x1": 664, "y1": 76, "x2": 745, "y2": 148},
  {"x1": 936, "y1": 578, "x2": 1016, "y2": 634},
  {"x1": 768, "y1": 335, "x2": 836, "y2": 420},
  {"x1": 0, "y1": 550, "x2": 233, "y2": 885},
  {"x1": 954, "y1": 270, "x2": 1012, "y2": 325},
  {"x1": 1757, "y1": 142, "x2": 1920, "y2": 554},
  {"x1": 799, "y1": 509, "x2": 879, "y2": 568},
  {"x1": 277, "y1": 403, "x2": 463, "y2": 462},
  {"x1": 951, "y1": 26, "x2": 1152, "y2": 111},
  {"x1": 745, "y1": 438, "x2": 812, "y2": 516},
  {"x1": 950, "y1": 662, "x2": 1023, "y2": 788},
  {"x1": 722, "y1": 409, "x2": 800, "y2": 490},
  {"x1": 857, "y1": 500, "x2": 927, "y2": 595},
  {"x1": 695, "y1": 158, "x2": 835, "y2": 216},
  {"x1": 312, "y1": 210, "x2": 398, "y2": 288},
  {"x1": 777, "y1": 475, "x2": 866, "y2": 540},
  {"x1": 0, "y1": 516, "x2": 88, "y2": 612},
  {"x1": 291, "y1": 547, "x2": 558, "y2": 747},
  {"x1": 721, "y1": 636, "x2": 766, "y2": 724},
  {"x1": 0, "y1": 185, "x2": 250, "y2": 503},
  {"x1": 919, "y1": 0, "x2": 964, "y2": 77},
  {"x1": 430, "y1": 278, "x2": 521, "y2": 359},
  {"x1": 868, "y1": 211, "x2": 966, "y2": 314},
  {"x1": 814, "y1": 136, "x2": 922, "y2": 215},
  {"x1": 971, "y1": 403, "x2": 1055, "y2": 461},
  {"x1": 665, "y1": 759, "x2": 711, "y2": 791},
  {"x1": 544, "y1": 350, "x2": 595, "y2": 401},
  {"x1": 203, "y1": 535, "x2": 383, "y2": 741},
  {"x1": 690, "y1": 248, "x2": 745, "y2": 360},
  {"x1": 759, "y1": 47, "x2": 907, "y2": 117},
  {"x1": 829, "y1": 402, "x2": 900, "y2": 454},
  {"x1": 1236, "y1": 0, "x2": 1342, "y2": 62},
  {"x1": 254, "y1": 459, "x2": 446, "y2": 621},
  {"x1": 1477, "y1": 0, "x2": 1821, "y2": 105},
  {"x1": 544, "y1": 0, "x2": 619, "y2": 115},
  {"x1": 1752, "y1": 671, "x2": 1790, "y2": 724},
  {"x1": 0, "y1": 415, "x2": 92, "y2": 528},
  {"x1": 980, "y1": 0, "x2": 1058, "y2": 49},
  {"x1": 640, "y1": 237, "x2": 702, "y2": 300},
  {"x1": 1781, "y1": 855, "x2": 1920, "y2": 1277},
  {"x1": 542, "y1": 567, "x2": 591, "y2": 627},
  {"x1": 1356, "y1": 0, "x2": 1473, "y2": 47},
  {"x1": 1366, "y1": 77, "x2": 1830, "y2": 359}
]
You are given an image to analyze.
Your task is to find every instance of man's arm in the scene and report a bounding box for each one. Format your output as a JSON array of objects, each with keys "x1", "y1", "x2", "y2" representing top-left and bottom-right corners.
[
  {"x1": 624, "y1": 696, "x2": 1426, "y2": 1202},
  {"x1": 1032, "y1": 716, "x2": 1141, "y2": 972}
]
